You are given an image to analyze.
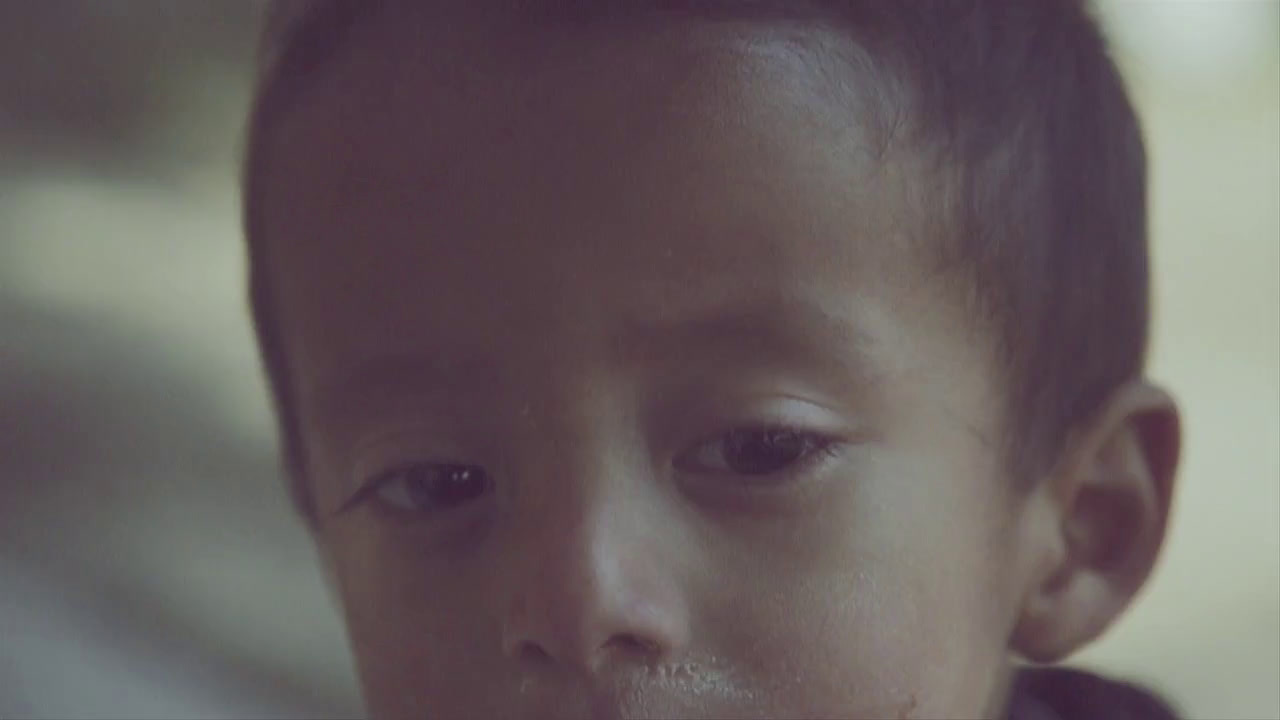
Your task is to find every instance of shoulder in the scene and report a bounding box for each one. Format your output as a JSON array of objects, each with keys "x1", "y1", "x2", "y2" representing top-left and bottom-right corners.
[{"x1": 1010, "y1": 666, "x2": 1180, "y2": 720}]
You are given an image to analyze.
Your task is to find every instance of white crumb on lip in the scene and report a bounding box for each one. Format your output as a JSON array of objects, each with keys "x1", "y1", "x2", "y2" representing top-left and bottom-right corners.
[{"x1": 644, "y1": 657, "x2": 761, "y2": 704}]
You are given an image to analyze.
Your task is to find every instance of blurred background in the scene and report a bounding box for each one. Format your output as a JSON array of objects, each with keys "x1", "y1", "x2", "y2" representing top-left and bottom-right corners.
[{"x1": 0, "y1": 2, "x2": 1276, "y2": 718}]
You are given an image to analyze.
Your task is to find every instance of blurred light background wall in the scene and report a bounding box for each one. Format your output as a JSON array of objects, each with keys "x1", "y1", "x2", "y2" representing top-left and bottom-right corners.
[{"x1": 1, "y1": 2, "x2": 1276, "y2": 718}]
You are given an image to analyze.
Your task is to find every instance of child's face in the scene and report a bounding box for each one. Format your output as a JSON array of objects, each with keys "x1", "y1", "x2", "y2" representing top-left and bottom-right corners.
[{"x1": 261, "y1": 14, "x2": 1039, "y2": 720}]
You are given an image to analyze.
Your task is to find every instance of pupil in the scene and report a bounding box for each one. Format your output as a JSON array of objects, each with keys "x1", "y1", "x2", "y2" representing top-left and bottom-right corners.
[
  {"x1": 406, "y1": 465, "x2": 488, "y2": 507},
  {"x1": 725, "y1": 429, "x2": 805, "y2": 474}
]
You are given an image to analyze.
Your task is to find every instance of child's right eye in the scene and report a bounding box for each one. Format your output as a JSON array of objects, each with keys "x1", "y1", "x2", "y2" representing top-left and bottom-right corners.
[{"x1": 362, "y1": 463, "x2": 493, "y2": 515}]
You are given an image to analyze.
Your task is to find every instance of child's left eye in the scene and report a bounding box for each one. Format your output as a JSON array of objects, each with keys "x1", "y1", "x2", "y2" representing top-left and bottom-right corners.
[{"x1": 673, "y1": 426, "x2": 838, "y2": 479}]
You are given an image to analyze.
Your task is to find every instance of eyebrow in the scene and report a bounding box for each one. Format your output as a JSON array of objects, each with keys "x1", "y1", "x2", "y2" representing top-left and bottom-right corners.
[
  {"x1": 619, "y1": 294, "x2": 882, "y2": 386},
  {"x1": 626, "y1": 295, "x2": 872, "y2": 355},
  {"x1": 301, "y1": 350, "x2": 507, "y2": 430},
  {"x1": 304, "y1": 294, "x2": 882, "y2": 431}
]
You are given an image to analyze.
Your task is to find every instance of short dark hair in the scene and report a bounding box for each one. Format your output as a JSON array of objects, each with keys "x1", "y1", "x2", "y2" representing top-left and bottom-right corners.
[{"x1": 244, "y1": 0, "x2": 1149, "y2": 521}]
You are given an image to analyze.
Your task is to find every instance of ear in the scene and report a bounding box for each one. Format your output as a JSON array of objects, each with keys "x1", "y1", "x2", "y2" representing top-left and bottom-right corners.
[{"x1": 1011, "y1": 380, "x2": 1180, "y2": 663}]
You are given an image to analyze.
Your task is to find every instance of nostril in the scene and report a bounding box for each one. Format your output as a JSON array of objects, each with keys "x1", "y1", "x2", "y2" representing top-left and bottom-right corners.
[
  {"x1": 609, "y1": 632, "x2": 660, "y2": 656},
  {"x1": 516, "y1": 641, "x2": 554, "y2": 666}
]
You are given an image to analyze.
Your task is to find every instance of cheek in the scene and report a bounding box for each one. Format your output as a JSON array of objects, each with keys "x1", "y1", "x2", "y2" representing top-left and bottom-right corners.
[
  {"x1": 324, "y1": 528, "x2": 509, "y2": 719},
  {"x1": 744, "y1": 561, "x2": 1005, "y2": 718},
  {"x1": 729, "y1": 460, "x2": 1013, "y2": 717}
]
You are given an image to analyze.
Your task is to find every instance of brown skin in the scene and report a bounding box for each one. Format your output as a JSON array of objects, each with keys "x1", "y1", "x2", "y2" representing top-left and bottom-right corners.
[{"x1": 258, "y1": 10, "x2": 1180, "y2": 720}]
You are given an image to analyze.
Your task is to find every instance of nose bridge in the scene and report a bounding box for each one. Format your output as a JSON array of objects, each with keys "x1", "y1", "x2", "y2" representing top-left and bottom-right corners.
[{"x1": 499, "y1": 414, "x2": 688, "y2": 676}]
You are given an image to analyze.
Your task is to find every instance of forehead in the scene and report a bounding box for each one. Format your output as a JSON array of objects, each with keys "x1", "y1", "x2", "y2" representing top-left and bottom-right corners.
[{"x1": 259, "y1": 10, "x2": 938, "y2": 399}]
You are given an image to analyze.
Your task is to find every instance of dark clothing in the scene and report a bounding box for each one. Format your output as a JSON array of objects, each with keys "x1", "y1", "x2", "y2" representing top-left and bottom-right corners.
[{"x1": 1009, "y1": 666, "x2": 1179, "y2": 720}]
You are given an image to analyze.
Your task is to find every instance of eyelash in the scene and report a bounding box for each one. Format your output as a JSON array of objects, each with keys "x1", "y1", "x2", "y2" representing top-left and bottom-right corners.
[
  {"x1": 339, "y1": 462, "x2": 490, "y2": 517},
  {"x1": 672, "y1": 425, "x2": 843, "y2": 483},
  {"x1": 342, "y1": 424, "x2": 843, "y2": 518}
]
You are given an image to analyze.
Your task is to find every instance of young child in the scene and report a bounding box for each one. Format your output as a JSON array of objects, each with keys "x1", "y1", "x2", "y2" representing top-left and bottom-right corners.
[{"x1": 242, "y1": 2, "x2": 1183, "y2": 718}]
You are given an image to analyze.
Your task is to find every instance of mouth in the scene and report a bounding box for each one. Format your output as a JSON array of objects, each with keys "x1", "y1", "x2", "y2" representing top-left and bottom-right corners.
[
  {"x1": 639, "y1": 659, "x2": 761, "y2": 705},
  {"x1": 523, "y1": 658, "x2": 762, "y2": 720}
]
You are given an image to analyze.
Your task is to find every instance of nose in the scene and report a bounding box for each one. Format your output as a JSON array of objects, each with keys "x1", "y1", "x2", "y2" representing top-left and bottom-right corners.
[{"x1": 500, "y1": 486, "x2": 689, "y2": 679}]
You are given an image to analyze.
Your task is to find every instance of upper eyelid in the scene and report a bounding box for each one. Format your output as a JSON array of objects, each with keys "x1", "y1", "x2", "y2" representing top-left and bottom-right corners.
[
  {"x1": 341, "y1": 460, "x2": 485, "y2": 504},
  {"x1": 344, "y1": 422, "x2": 487, "y2": 479},
  {"x1": 669, "y1": 400, "x2": 855, "y2": 447},
  {"x1": 339, "y1": 399, "x2": 862, "y2": 478},
  {"x1": 680, "y1": 425, "x2": 840, "y2": 458}
]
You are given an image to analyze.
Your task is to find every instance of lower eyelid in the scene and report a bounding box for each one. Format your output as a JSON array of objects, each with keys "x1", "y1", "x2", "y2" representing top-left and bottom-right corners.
[{"x1": 694, "y1": 436, "x2": 844, "y2": 483}]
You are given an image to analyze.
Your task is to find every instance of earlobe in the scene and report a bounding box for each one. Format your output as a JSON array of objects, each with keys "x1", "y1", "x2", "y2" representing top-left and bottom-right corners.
[{"x1": 1011, "y1": 381, "x2": 1180, "y2": 663}]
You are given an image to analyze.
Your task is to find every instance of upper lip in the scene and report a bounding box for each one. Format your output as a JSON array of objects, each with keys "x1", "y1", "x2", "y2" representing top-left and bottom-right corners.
[
  {"x1": 518, "y1": 657, "x2": 760, "y2": 719},
  {"x1": 518, "y1": 675, "x2": 677, "y2": 720}
]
